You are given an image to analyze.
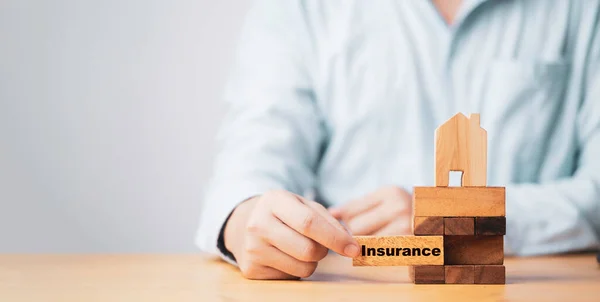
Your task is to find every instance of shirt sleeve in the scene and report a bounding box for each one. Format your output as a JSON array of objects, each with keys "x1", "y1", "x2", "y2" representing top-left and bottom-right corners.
[
  {"x1": 505, "y1": 20, "x2": 600, "y2": 256},
  {"x1": 195, "y1": 0, "x2": 324, "y2": 260}
]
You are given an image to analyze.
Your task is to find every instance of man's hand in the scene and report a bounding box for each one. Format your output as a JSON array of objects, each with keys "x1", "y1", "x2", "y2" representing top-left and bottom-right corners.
[
  {"x1": 223, "y1": 190, "x2": 360, "y2": 280},
  {"x1": 329, "y1": 186, "x2": 412, "y2": 236}
]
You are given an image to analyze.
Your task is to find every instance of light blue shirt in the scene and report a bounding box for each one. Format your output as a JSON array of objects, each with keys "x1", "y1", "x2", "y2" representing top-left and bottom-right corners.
[{"x1": 197, "y1": 0, "x2": 600, "y2": 259}]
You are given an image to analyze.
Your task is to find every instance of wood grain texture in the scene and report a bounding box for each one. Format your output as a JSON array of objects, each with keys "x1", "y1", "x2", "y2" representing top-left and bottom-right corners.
[
  {"x1": 414, "y1": 216, "x2": 444, "y2": 235},
  {"x1": 410, "y1": 265, "x2": 445, "y2": 284},
  {"x1": 474, "y1": 265, "x2": 506, "y2": 284},
  {"x1": 476, "y1": 217, "x2": 506, "y2": 235},
  {"x1": 353, "y1": 236, "x2": 444, "y2": 266},
  {"x1": 413, "y1": 187, "x2": 505, "y2": 217},
  {"x1": 445, "y1": 265, "x2": 475, "y2": 284},
  {"x1": 444, "y1": 217, "x2": 475, "y2": 235},
  {"x1": 444, "y1": 235, "x2": 504, "y2": 265},
  {"x1": 434, "y1": 113, "x2": 487, "y2": 187},
  {"x1": 1, "y1": 254, "x2": 600, "y2": 301}
]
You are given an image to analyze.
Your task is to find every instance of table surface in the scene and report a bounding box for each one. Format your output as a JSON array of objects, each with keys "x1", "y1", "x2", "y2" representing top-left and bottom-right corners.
[{"x1": 0, "y1": 253, "x2": 598, "y2": 302}]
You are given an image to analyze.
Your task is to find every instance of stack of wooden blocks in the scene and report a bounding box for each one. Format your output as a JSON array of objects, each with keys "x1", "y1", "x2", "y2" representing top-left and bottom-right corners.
[
  {"x1": 351, "y1": 113, "x2": 506, "y2": 284},
  {"x1": 410, "y1": 113, "x2": 506, "y2": 284}
]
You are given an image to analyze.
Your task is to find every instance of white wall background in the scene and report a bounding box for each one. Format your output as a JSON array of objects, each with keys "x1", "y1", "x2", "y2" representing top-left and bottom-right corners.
[{"x1": 0, "y1": 0, "x2": 252, "y2": 252}]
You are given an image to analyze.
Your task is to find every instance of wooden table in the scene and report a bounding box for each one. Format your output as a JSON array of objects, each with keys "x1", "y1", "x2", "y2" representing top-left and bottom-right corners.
[{"x1": 0, "y1": 253, "x2": 598, "y2": 301}]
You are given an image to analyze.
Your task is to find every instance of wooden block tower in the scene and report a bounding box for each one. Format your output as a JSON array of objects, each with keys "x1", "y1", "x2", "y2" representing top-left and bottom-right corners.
[
  {"x1": 411, "y1": 113, "x2": 505, "y2": 284},
  {"x1": 351, "y1": 113, "x2": 506, "y2": 285}
]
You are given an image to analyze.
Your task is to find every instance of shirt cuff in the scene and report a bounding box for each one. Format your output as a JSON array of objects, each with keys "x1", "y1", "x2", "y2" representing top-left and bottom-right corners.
[{"x1": 216, "y1": 208, "x2": 238, "y2": 265}]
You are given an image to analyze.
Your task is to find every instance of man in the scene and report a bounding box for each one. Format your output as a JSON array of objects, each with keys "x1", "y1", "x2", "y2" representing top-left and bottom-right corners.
[{"x1": 197, "y1": 0, "x2": 600, "y2": 280}]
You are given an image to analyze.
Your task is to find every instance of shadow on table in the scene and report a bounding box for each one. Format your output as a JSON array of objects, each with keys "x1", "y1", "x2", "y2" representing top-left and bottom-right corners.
[
  {"x1": 507, "y1": 274, "x2": 591, "y2": 284},
  {"x1": 308, "y1": 272, "x2": 407, "y2": 283}
]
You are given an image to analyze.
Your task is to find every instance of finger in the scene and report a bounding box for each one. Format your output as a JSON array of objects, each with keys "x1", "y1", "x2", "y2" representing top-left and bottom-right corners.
[
  {"x1": 332, "y1": 186, "x2": 412, "y2": 221},
  {"x1": 294, "y1": 195, "x2": 349, "y2": 234},
  {"x1": 346, "y1": 207, "x2": 391, "y2": 235},
  {"x1": 347, "y1": 203, "x2": 410, "y2": 235},
  {"x1": 264, "y1": 216, "x2": 328, "y2": 262},
  {"x1": 239, "y1": 262, "x2": 299, "y2": 280},
  {"x1": 270, "y1": 194, "x2": 360, "y2": 257},
  {"x1": 328, "y1": 207, "x2": 343, "y2": 219},
  {"x1": 373, "y1": 219, "x2": 411, "y2": 236},
  {"x1": 241, "y1": 236, "x2": 302, "y2": 280},
  {"x1": 255, "y1": 245, "x2": 319, "y2": 278},
  {"x1": 329, "y1": 197, "x2": 383, "y2": 221}
]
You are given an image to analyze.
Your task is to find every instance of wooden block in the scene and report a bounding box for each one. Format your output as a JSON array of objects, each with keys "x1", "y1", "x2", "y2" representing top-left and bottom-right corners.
[
  {"x1": 435, "y1": 113, "x2": 487, "y2": 187},
  {"x1": 410, "y1": 265, "x2": 445, "y2": 284},
  {"x1": 444, "y1": 235, "x2": 503, "y2": 265},
  {"x1": 476, "y1": 217, "x2": 506, "y2": 235},
  {"x1": 445, "y1": 265, "x2": 474, "y2": 284},
  {"x1": 444, "y1": 217, "x2": 475, "y2": 235},
  {"x1": 474, "y1": 265, "x2": 506, "y2": 284},
  {"x1": 413, "y1": 187, "x2": 505, "y2": 217},
  {"x1": 414, "y1": 216, "x2": 444, "y2": 235},
  {"x1": 353, "y1": 236, "x2": 444, "y2": 266}
]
